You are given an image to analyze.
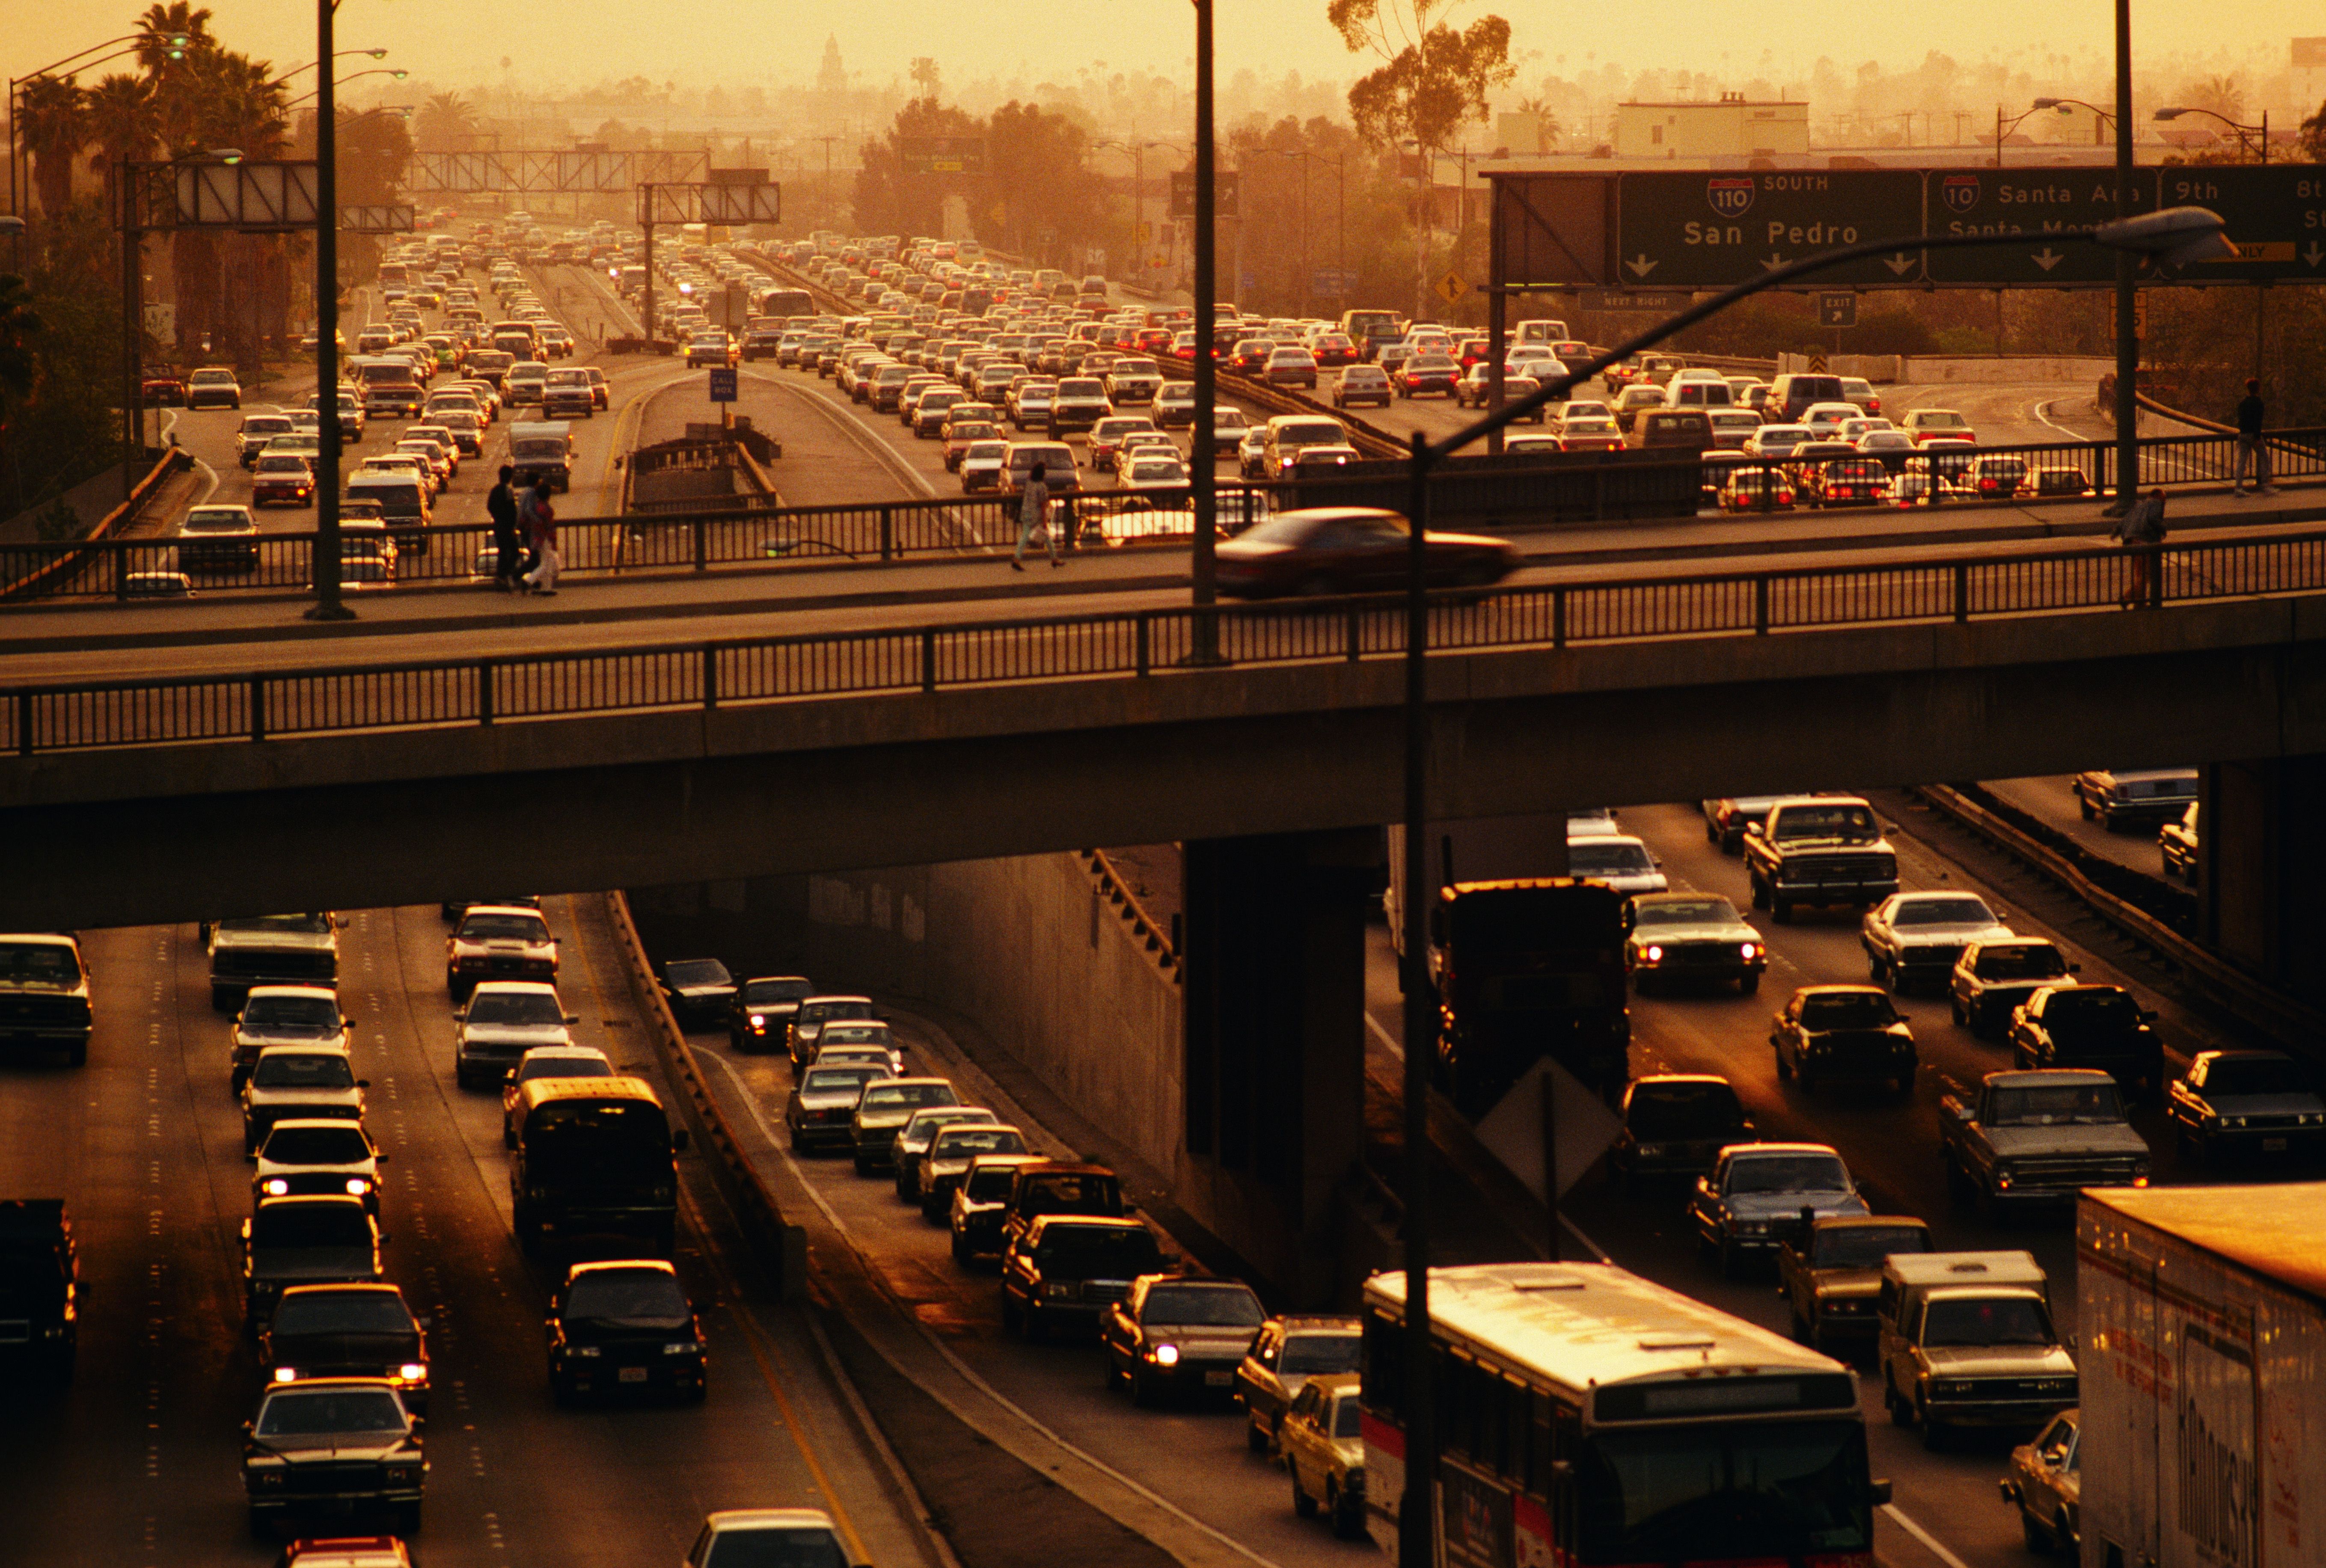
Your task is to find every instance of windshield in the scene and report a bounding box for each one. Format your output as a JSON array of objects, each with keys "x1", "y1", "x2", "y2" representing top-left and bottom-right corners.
[
  {"x1": 2038, "y1": 989, "x2": 2141, "y2": 1039},
  {"x1": 253, "y1": 1205, "x2": 370, "y2": 1248},
  {"x1": 1578, "y1": 1419, "x2": 1871, "y2": 1563},
  {"x1": 1282, "y1": 1333, "x2": 1362, "y2": 1375},
  {"x1": 1333, "y1": 1398, "x2": 1364, "y2": 1439},
  {"x1": 1034, "y1": 1227, "x2": 1164, "y2": 1275},
  {"x1": 459, "y1": 914, "x2": 550, "y2": 943},
  {"x1": 519, "y1": 1054, "x2": 612, "y2": 1084},
  {"x1": 2204, "y1": 1056, "x2": 2310, "y2": 1096},
  {"x1": 524, "y1": 1101, "x2": 670, "y2": 1179},
  {"x1": 965, "y1": 1163, "x2": 1027, "y2": 1200},
  {"x1": 465, "y1": 991, "x2": 563, "y2": 1026},
  {"x1": 803, "y1": 1067, "x2": 885, "y2": 1095},
  {"x1": 241, "y1": 996, "x2": 342, "y2": 1036},
  {"x1": 252, "y1": 1054, "x2": 356, "y2": 1090},
  {"x1": 1771, "y1": 805, "x2": 1876, "y2": 843},
  {"x1": 183, "y1": 509, "x2": 250, "y2": 532},
  {"x1": 1276, "y1": 422, "x2": 1345, "y2": 448},
  {"x1": 261, "y1": 1126, "x2": 371, "y2": 1166},
  {"x1": 1987, "y1": 1075, "x2": 2124, "y2": 1123},
  {"x1": 701, "y1": 1527, "x2": 849, "y2": 1568},
  {"x1": 1141, "y1": 1284, "x2": 1265, "y2": 1327},
  {"x1": 933, "y1": 1127, "x2": 1026, "y2": 1158},
  {"x1": 1894, "y1": 897, "x2": 1996, "y2": 927},
  {"x1": 1813, "y1": 1226, "x2": 1928, "y2": 1269},
  {"x1": 802, "y1": 1001, "x2": 875, "y2": 1024},
  {"x1": 272, "y1": 1292, "x2": 412, "y2": 1336},
  {"x1": 861, "y1": 1082, "x2": 957, "y2": 1110},
  {"x1": 256, "y1": 1390, "x2": 406, "y2": 1437},
  {"x1": 566, "y1": 1269, "x2": 690, "y2": 1324},
  {"x1": 664, "y1": 960, "x2": 730, "y2": 988},
  {"x1": 1726, "y1": 1155, "x2": 1850, "y2": 1194},
  {"x1": 1922, "y1": 1297, "x2": 2056, "y2": 1347},
  {"x1": 1568, "y1": 842, "x2": 1654, "y2": 876},
  {"x1": 1974, "y1": 945, "x2": 2067, "y2": 980},
  {"x1": 820, "y1": 1023, "x2": 891, "y2": 1045},
  {"x1": 1799, "y1": 994, "x2": 1899, "y2": 1030},
  {"x1": 1627, "y1": 1084, "x2": 1745, "y2": 1140},
  {"x1": 222, "y1": 914, "x2": 333, "y2": 935},
  {"x1": 1633, "y1": 900, "x2": 1738, "y2": 928}
]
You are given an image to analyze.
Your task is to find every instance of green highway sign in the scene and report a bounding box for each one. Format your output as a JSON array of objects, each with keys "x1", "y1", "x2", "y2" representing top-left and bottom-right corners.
[
  {"x1": 1921, "y1": 167, "x2": 2158, "y2": 285},
  {"x1": 2154, "y1": 165, "x2": 2326, "y2": 284},
  {"x1": 1615, "y1": 170, "x2": 1925, "y2": 288}
]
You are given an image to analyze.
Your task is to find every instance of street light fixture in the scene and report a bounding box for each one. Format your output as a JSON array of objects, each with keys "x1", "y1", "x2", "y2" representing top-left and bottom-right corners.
[
  {"x1": 11, "y1": 33, "x2": 187, "y2": 216},
  {"x1": 273, "y1": 49, "x2": 389, "y2": 85},
  {"x1": 286, "y1": 69, "x2": 407, "y2": 109},
  {"x1": 2029, "y1": 97, "x2": 2116, "y2": 144}
]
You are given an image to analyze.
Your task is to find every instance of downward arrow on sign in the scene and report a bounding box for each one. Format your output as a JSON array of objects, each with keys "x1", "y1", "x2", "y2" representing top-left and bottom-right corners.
[
  {"x1": 1626, "y1": 254, "x2": 1660, "y2": 279},
  {"x1": 1883, "y1": 253, "x2": 1915, "y2": 276},
  {"x1": 1761, "y1": 252, "x2": 1789, "y2": 270},
  {"x1": 2305, "y1": 242, "x2": 2325, "y2": 268},
  {"x1": 2032, "y1": 248, "x2": 2065, "y2": 272}
]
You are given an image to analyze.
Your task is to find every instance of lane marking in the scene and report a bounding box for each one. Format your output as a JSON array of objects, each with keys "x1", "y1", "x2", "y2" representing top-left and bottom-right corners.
[
  {"x1": 1882, "y1": 1503, "x2": 1977, "y2": 1568},
  {"x1": 696, "y1": 1048, "x2": 1286, "y2": 1568}
]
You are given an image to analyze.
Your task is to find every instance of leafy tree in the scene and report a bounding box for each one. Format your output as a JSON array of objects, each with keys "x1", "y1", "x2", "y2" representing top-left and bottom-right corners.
[
  {"x1": 0, "y1": 273, "x2": 45, "y2": 481},
  {"x1": 415, "y1": 92, "x2": 479, "y2": 152},
  {"x1": 852, "y1": 99, "x2": 982, "y2": 240},
  {"x1": 978, "y1": 102, "x2": 1110, "y2": 268},
  {"x1": 1328, "y1": 0, "x2": 1512, "y2": 317},
  {"x1": 2301, "y1": 99, "x2": 2326, "y2": 163}
]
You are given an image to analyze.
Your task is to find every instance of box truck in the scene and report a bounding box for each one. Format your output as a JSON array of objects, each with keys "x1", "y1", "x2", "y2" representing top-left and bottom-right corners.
[{"x1": 2076, "y1": 1182, "x2": 2326, "y2": 1568}]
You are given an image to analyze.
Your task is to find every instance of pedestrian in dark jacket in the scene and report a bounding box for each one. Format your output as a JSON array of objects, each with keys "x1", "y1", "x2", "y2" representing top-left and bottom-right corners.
[
  {"x1": 487, "y1": 466, "x2": 522, "y2": 590},
  {"x1": 2113, "y1": 486, "x2": 2166, "y2": 608},
  {"x1": 2232, "y1": 379, "x2": 2274, "y2": 495}
]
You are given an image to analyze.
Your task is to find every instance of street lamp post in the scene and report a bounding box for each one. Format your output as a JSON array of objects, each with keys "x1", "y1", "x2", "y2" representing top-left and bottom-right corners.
[
  {"x1": 2156, "y1": 105, "x2": 2270, "y2": 385},
  {"x1": 9, "y1": 32, "x2": 187, "y2": 218},
  {"x1": 307, "y1": 0, "x2": 354, "y2": 621},
  {"x1": 1190, "y1": 0, "x2": 1217, "y2": 634}
]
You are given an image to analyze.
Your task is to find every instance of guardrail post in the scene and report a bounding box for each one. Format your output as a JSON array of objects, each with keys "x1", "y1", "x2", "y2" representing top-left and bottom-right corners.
[
  {"x1": 477, "y1": 661, "x2": 494, "y2": 726},
  {"x1": 1590, "y1": 465, "x2": 1606, "y2": 521},
  {"x1": 114, "y1": 542, "x2": 130, "y2": 602},
  {"x1": 702, "y1": 645, "x2": 719, "y2": 710},
  {"x1": 249, "y1": 676, "x2": 266, "y2": 742},
  {"x1": 1345, "y1": 609, "x2": 1361, "y2": 662},
  {"x1": 16, "y1": 691, "x2": 33, "y2": 756},
  {"x1": 692, "y1": 516, "x2": 707, "y2": 573},
  {"x1": 920, "y1": 629, "x2": 938, "y2": 693},
  {"x1": 879, "y1": 505, "x2": 895, "y2": 562},
  {"x1": 1136, "y1": 613, "x2": 1152, "y2": 677},
  {"x1": 1953, "y1": 562, "x2": 1971, "y2": 624},
  {"x1": 1754, "y1": 575, "x2": 1771, "y2": 636},
  {"x1": 1553, "y1": 586, "x2": 1567, "y2": 649}
]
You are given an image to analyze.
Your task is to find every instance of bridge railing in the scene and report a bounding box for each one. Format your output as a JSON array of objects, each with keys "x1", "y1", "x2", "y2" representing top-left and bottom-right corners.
[
  {"x1": 7, "y1": 426, "x2": 2321, "y2": 608},
  {"x1": 9, "y1": 528, "x2": 2326, "y2": 759}
]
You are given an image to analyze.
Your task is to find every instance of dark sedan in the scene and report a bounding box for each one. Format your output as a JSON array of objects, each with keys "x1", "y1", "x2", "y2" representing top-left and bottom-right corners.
[
  {"x1": 546, "y1": 1259, "x2": 705, "y2": 1404},
  {"x1": 2008, "y1": 983, "x2": 2164, "y2": 1103},
  {"x1": 1396, "y1": 354, "x2": 1459, "y2": 398},
  {"x1": 727, "y1": 975, "x2": 813, "y2": 1052},
  {"x1": 2164, "y1": 1050, "x2": 2326, "y2": 1169},
  {"x1": 1607, "y1": 1075, "x2": 1752, "y2": 1189},
  {"x1": 1213, "y1": 508, "x2": 1517, "y2": 600},
  {"x1": 1102, "y1": 1275, "x2": 1268, "y2": 1405},
  {"x1": 1770, "y1": 985, "x2": 1917, "y2": 1097},
  {"x1": 656, "y1": 958, "x2": 735, "y2": 1029}
]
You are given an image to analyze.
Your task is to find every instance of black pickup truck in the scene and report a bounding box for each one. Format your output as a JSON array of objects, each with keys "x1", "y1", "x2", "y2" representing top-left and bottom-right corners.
[
  {"x1": 1741, "y1": 796, "x2": 1899, "y2": 923},
  {"x1": 0, "y1": 1200, "x2": 79, "y2": 1382}
]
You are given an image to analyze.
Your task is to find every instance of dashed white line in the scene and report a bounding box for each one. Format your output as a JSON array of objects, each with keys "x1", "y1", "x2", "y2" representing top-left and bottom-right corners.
[{"x1": 1883, "y1": 1502, "x2": 1978, "y2": 1568}]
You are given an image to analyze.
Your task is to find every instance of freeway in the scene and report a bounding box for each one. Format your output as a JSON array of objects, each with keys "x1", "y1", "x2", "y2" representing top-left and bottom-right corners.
[
  {"x1": 0, "y1": 898, "x2": 939, "y2": 1567},
  {"x1": 1350, "y1": 791, "x2": 2266, "y2": 1568},
  {"x1": 1981, "y1": 773, "x2": 2189, "y2": 883}
]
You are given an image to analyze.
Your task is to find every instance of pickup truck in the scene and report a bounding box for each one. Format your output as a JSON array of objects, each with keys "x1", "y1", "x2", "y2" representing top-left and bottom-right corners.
[
  {"x1": 1741, "y1": 796, "x2": 1899, "y2": 923},
  {"x1": 1876, "y1": 1250, "x2": 2077, "y2": 1447},
  {"x1": 1939, "y1": 1069, "x2": 2150, "y2": 1209},
  {"x1": 1778, "y1": 1214, "x2": 1932, "y2": 1352},
  {"x1": 208, "y1": 914, "x2": 342, "y2": 1013}
]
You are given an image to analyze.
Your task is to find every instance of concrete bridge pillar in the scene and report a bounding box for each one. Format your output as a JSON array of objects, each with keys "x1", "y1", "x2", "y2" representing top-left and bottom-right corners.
[
  {"x1": 1181, "y1": 829, "x2": 1381, "y2": 1307},
  {"x1": 2201, "y1": 755, "x2": 2326, "y2": 1003}
]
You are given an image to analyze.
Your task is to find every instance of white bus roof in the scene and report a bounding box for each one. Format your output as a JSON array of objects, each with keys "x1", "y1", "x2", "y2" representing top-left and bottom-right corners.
[{"x1": 1367, "y1": 1262, "x2": 1845, "y2": 1400}]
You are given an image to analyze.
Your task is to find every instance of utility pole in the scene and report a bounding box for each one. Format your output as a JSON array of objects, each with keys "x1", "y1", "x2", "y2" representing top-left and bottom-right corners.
[
  {"x1": 308, "y1": 0, "x2": 351, "y2": 621},
  {"x1": 2109, "y1": 0, "x2": 2136, "y2": 514},
  {"x1": 1190, "y1": 0, "x2": 1217, "y2": 633}
]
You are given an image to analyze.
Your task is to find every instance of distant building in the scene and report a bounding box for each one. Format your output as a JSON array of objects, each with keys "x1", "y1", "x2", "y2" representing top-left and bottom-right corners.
[{"x1": 1613, "y1": 94, "x2": 1809, "y2": 160}]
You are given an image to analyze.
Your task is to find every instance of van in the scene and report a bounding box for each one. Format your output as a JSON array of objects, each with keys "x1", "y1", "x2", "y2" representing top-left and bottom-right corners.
[
  {"x1": 1667, "y1": 379, "x2": 1735, "y2": 410},
  {"x1": 1769, "y1": 373, "x2": 1848, "y2": 424},
  {"x1": 343, "y1": 475, "x2": 430, "y2": 538},
  {"x1": 1001, "y1": 441, "x2": 1079, "y2": 496},
  {"x1": 1260, "y1": 415, "x2": 1352, "y2": 481},
  {"x1": 508, "y1": 421, "x2": 573, "y2": 493},
  {"x1": 1635, "y1": 409, "x2": 1714, "y2": 453},
  {"x1": 1512, "y1": 319, "x2": 1572, "y2": 346},
  {"x1": 511, "y1": 1076, "x2": 686, "y2": 1254}
]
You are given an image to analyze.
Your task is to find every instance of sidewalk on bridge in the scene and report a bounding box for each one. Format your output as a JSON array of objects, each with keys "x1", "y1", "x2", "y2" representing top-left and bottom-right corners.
[{"x1": 6, "y1": 480, "x2": 2319, "y2": 663}]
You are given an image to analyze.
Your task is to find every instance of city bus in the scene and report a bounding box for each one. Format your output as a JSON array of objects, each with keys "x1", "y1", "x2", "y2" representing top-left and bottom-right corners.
[
  {"x1": 1362, "y1": 1262, "x2": 1887, "y2": 1568},
  {"x1": 510, "y1": 1076, "x2": 688, "y2": 1254}
]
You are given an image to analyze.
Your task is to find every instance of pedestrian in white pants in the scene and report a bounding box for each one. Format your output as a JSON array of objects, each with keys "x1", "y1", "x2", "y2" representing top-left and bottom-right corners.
[
  {"x1": 520, "y1": 479, "x2": 561, "y2": 594},
  {"x1": 1012, "y1": 463, "x2": 1058, "y2": 570}
]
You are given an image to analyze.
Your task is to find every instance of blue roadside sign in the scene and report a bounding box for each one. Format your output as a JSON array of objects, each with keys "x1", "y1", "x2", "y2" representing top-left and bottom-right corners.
[{"x1": 708, "y1": 366, "x2": 737, "y2": 402}]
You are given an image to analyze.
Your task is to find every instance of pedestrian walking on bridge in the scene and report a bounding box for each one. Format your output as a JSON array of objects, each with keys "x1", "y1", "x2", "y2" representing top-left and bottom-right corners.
[
  {"x1": 487, "y1": 466, "x2": 522, "y2": 591},
  {"x1": 2113, "y1": 486, "x2": 2167, "y2": 609},
  {"x1": 1012, "y1": 462, "x2": 1060, "y2": 570},
  {"x1": 2232, "y1": 379, "x2": 2275, "y2": 496}
]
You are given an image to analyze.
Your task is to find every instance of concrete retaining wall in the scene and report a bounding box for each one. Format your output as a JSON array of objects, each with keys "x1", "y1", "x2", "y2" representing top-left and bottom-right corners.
[
  {"x1": 627, "y1": 852, "x2": 1185, "y2": 1182},
  {"x1": 1777, "y1": 353, "x2": 2114, "y2": 385}
]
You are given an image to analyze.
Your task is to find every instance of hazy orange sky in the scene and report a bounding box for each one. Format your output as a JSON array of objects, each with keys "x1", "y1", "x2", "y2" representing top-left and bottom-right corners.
[{"x1": 4, "y1": 1, "x2": 2313, "y2": 111}]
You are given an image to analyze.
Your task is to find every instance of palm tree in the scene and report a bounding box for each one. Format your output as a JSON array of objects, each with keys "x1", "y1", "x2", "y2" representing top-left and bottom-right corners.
[
  {"x1": 134, "y1": 2, "x2": 215, "y2": 75},
  {"x1": 414, "y1": 92, "x2": 478, "y2": 151},
  {"x1": 0, "y1": 271, "x2": 43, "y2": 439},
  {"x1": 2182, "y1": 74, "x2": 2246, "y2": 123},
  {"x1": 84, "y1": 73, "x2": 159, "y2": 221},
  {"x1": 16, "y1": 76, "x2": 89, "y2": 218}
]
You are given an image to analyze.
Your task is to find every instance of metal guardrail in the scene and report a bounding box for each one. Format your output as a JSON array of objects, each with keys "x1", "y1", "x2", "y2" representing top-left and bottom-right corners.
[
  {"x1": 9, "y1": 426, "x2": 2320, "y2": 607},
  {"x1": 0, "y1": 447, "x2": 192, "y2": 602},
  {"x1": 9, "y1": 529, "x2": 2326, "y2": 759}
]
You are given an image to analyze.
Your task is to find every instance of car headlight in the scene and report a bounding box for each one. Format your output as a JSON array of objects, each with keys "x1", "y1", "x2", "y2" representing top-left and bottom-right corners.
[
  {"x1": 1634, "y1": 1143, "x2": 1667, "y2": 1158},
  {"x1": 2224, "y1": 1115, "x2": 2248, "y2": 1129},
  {"x1": 1931, "y1": 1380, "x2": 1968, "y2": 1397},
  {"x1": 263, "y1": 1179, "x2": 290, "y2": 1195},
  {"x1": 250, "y1": 1470, "x2": 286, "y2": 1489},
  {"x1": 663, "y1": 1341, "x2": 701, "y2": 1356},
  {"x1": 1642, "y1": 944, "x2": 1664, "y2": 963},
  {"x1": 273, "y1": 1366, "x2": 299, "y2": 1383},
  {"x1": 397, "y1": 1362, "x2": 427, "y2": 1381},
  {"x1": 569, "y1": 1345, "x2": 601, "y2": 1358},
  {"x1": 1152, "y1": 1343, "x2": 1180, "y2": 1366},
  {"x1": 384, "y1": 1464, "x2": 421, "y2": 1485},
  {"x1": 1741, "y1": 941, "x2": 1762, "y2": 959},
  {"x1": 749, "y1": 1013, "x2": 766, "y2": 1028},
  {"x1": 345, "y1": 1178, "x2": 371, "y2": 1196},
  {"x1": 1732, "y1": 1219, "x2": 1768, "y2": 1235},
  {"x1": 1042, "y1": 1282, "x2": 1076, "y2": 1299}
]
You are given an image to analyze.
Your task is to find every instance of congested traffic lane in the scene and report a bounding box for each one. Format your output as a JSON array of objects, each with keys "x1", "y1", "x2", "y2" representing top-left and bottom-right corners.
[
  {"x1": 1980, "y1": 773, "x2": 2186, "y2": 882},
  {"x1": 684, "y1": 1007, "x2": 1375, "y2": 1568},
  {"x1": 0, "y1": 902, "x2": 932, "y2": 1568},
  {"x1": 1363, "y1": 796, "x2": 2241, "y2": 1568}
]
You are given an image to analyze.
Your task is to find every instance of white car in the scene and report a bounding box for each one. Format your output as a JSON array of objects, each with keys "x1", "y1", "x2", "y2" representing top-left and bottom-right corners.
[
  {"x1": 683, "y1": 1509, "x2": 853, "y2": 1568},
  {"x1": 1566, "y1": 834, "x2": 1669, "y2": 894},
  {"x1": 254, "y1": 1118, "x2": 385, "y2": 1212},
  {"x1": 242, "y1": 1046, "x2": 367, "y2": 1157},
  {"x1": 454, "y1": 980, "x2": 575, "y2": 1091}
]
